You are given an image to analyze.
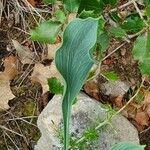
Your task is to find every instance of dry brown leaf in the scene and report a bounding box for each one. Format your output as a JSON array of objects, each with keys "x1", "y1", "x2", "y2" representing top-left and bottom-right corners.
[
  {"x1": 12, "y1": 40, "x2": 35, "y2": 64},
  {"x1": 0, "y1": 80, "x2": 15, "y2": 110},
  {"x1": 43, "y1": 43, "x2": 60, "y2": 60},
  {"x1": 84, "y1": 80, "x2": 100, "y2": 100},
  {"x1": 113, "y1": 96, "x2": 123, "y2": 107},
  {"x1": 27, "y1": 0, "x2": 36, "y2": 6},
  {"x1": 30, "y1": 62, "x2": 60, "y2": 94},
  {"x1": 146, "y1": 104, "x2": 150, "y2": 117},
  {"x1": 122, "y1": 102, "x2": 138, "y2": 119},
  {"x1": 135, "y1": 111, "x2": 149, "y2": 126},
  {"x1": 143, "y1": 91, "x2": 150, "y2": 106},
  {"x1": 0, "y1": 55, "x2": 18, "y2": 111},
  {"x1": 3, "y1": 55, "x2": 18, "y2": 80}
]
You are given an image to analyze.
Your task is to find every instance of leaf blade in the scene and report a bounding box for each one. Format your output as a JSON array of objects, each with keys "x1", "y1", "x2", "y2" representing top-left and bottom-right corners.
[
  {"x1": 111, "y1": 142, "x2": 145, "y2": 150},
  {"x1": 55, "y1": 18, "x2": 98, "y2": 150}
]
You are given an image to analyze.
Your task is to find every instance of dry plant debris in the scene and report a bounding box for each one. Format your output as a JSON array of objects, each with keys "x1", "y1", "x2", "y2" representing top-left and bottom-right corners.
[{"x1": 0, "y1": 55, "x2": 18, "y2": 110}]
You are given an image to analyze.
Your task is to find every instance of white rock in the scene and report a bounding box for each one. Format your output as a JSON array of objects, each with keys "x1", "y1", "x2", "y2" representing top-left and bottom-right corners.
[
  {"x1": 100, "y1": 81, "x2": 129, "y2": 97},
  {"x1": 35, "y1": 93, "x2": 139, "y2": 150}
]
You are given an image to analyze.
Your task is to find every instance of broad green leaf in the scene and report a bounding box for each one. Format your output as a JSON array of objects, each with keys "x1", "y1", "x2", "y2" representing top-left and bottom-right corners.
[
  {"x1": 43, "y1": 0, "x2": 55, "y2": 4},
  {"x1": 78, "y1": 0, "x2": 103, "y2": 14},
  {"x1": 145, "y1": 5, "x2": 150, "y2": 18},
  {"x1": 54, "y1": 10, "x2": 66, "y2": 23},
  {"x1": 102, "y1": 71, "x2": 118, "y2": 81},
  {"x1": 48, "y1": 77, "x2": 63, "y2": 94},
  {"x1": 55, "y1": 18, "x2": 98, "y2": 150},
  {"x1": 97, "y1": 31, "x2": 110, "y2": 52},
  {"x1": 31, "y1": 20, "x2": 61, "y2": 44},
  {"x1": 111, "y1": 142, "x2": 145, "y2": 150},
  {"x1": 133, "y1": 32, "x2": 150, "y2": 74},
  {"x1": 144, "y1": 0, "x2": 150, "y2": 5},
  {"x1": 63, "y1": 0, "x2": 80, "y2": 12},
  {"x1": 121, "y1": 14, "x2": 145, "y2": 33},
  {"x1": 109, "y1": 27, "x2": 126, "y2": 38},
  {"x1": 139, "y1": 58, "x2": 150, "y2": 74}
]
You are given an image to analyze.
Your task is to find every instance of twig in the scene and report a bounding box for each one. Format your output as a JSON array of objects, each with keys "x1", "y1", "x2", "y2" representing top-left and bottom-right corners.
[
  {"x1": 131, "y1": 0, "x2": 149, "y2": 27},
  {"x1": 3, "y1": 131, "x2": 20, "y2": 150},
  {"x1": 115, "y1": 76, "x2": 145, "y2": 115},
  {"x1": 102, "y1": 43, "x2": 126, "y2": 61},
  {"x1": 0, "y1": 125, "x2": 24, "y2": 137},
  {"x1": 111, "y1": 1, "x2": 133, "y2": 12}
]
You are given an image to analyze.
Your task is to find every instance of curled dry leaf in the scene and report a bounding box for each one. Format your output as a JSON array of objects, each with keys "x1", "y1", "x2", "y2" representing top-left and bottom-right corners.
[
  {"x1": 12, "y1": 40, "x2": 35, "y2": 64},
  {"x1": 113, "y1": 96, "x2": 123, "y2": 108},
  {"x1": 30, "y1": 62, "x2": 60, "y2": 94},
  {"x1": 135, "y1": 111, "x2": 149, "y2": 127},
  {"x1": 0, "y1": 55, "x2": 18, "y2": 111},
  {"x1": 84, "y1": 80, "x2": 100, "y2": 100}
]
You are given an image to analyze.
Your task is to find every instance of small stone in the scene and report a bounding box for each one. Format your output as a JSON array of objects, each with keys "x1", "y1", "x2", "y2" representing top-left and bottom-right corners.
[{"x1": 100, "y1": 80, "x2": 129, "y2": 97}]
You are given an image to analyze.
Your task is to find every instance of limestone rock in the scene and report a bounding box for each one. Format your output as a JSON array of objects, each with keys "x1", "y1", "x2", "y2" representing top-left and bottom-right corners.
[
  {"x1": 100, "y1": 80, "x2": 129, "y2": 97},
  {"x1": 35, "y1": 93, "x2": 139, "y2": 150}
]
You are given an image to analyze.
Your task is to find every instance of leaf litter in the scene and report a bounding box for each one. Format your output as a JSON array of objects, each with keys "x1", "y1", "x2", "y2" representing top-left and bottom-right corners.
[{"x1": 0, "y1": 0, "x2": 150, "y2": 149}]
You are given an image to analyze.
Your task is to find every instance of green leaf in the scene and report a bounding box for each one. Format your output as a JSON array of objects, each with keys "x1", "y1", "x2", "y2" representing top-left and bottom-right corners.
[
  {"x1": 121, "y1": 14, "x2": 145, "y2": 33},
  {"x1": 63, "y1": 0, "x2": 81, "y2": 12},
  {"x1": 102, "y1": 71, "x2": 118, "y2": 81},
  {"x1": 111, "y1": 142, "x2": 145, "y2": 150},
  {"x1": 78, "y1": 0, "x2": 103, "y2": 14},
  {"x1": 109, "y1": 11, "x2": 121, "y2": 23},
  {"x1": 102, "y1": 0, "x2": 117, "y2": 7},
  {"x1": 48, "y1": 77, "x2": 63, "y2": 94},
  {"x1": 144, "y1": 0, "x2": 150, "y2": 5},
  {"x1": 133, "y1": 32, "x2": 150, "y2": 75},
  {"x1": 139, "y1": 58, "x2": 150, "y2": 74},
  {"x1": 43, "y1": 0, "x2": 56, "y2": 4},
  {"x1": 109, "y1": 27, "x2": 126, "y2": 38},
  {"x1": 30, "y1": 20, "x2": 61, "y2": 44},
  {"x1": 54, "y1": 10, "x2": 66, "y2": 23},
  {"x1": 97, "y1": 31, "x2": 110, "y2": 52},
  {"x1": 55, "y1": 18, "x2": 98, "y2": 150},
  {"x1": 145, "y1": 5, "x2": 150, "y2": 18}
]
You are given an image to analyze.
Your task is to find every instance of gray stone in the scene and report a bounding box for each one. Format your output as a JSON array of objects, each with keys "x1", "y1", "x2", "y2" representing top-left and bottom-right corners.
[
  {"x1": 100, "y1": 80, "x2": 129, "y2": 97},
  {"x1": 35, "y1": 93, "x2": 139, "y2": 150}
]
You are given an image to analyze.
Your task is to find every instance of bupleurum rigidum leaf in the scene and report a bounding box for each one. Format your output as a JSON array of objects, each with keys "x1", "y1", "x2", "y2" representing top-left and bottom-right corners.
[{"x1": 55, "y1": 18, "x2": 99, "y2": 150}]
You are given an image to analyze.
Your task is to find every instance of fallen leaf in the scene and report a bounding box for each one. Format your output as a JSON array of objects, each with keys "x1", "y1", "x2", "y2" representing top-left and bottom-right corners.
[
  {"x1": 0, "y1": 55, "x2": 18, "y2": 111},
  {"x1": 0, "y1": 80, "x2": 15, "y2": 110},
  {"x1": 146, "y1": 104, "x2": 150, "y2": 117},
  {"x1": 3, "y1": 55, "x2": 18, "y2": 80},
  {"x1": 84, "y1": 80, "x2": 100, "y2": 100},
  {"x1": 12, "y1": 40, "x2": 35, "y2": 64},
  {"x1": 122, "y1": 102, "x2": 138, "y2": 119},
  {"x1": 44, "y1": 43, "x2": 60, "y2": 60},
  {"x1": 135, "y1": 111, "x2": 149, "y2": 126},
  {"x1": 30, "y1": 62, "x2": 60, "y2": 93},
  {"x1": 27, "y1": 0, "x2": 36, "y2": 6},
  {"x1": 113, "y1": 96, "x2": 123, "y2": 107},
  {"x1": 143, "y1": 91, "x2": 150, "y2": 106}
]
